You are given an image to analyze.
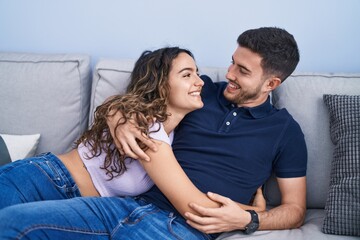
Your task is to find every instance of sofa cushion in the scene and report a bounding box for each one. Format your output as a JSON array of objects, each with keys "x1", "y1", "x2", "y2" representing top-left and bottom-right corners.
[
  {"x1": 269, "y1": 73, "x2": 360, "y2": 208},
  {"x1": 89, "y1": 58, "x2": 134, "y2": 124},
  {"x1": 218, "y1": 209, "x2": 359, "y2": 240},
  {"x1": 0, "y1": 134, "x2": 40, "y2": 164},
  {"x1": 322, "y1": 94, "x2": 360, "y2": 236},
  {"x1": 0, "y1": 52, "x2": 91, "y2": 154}
]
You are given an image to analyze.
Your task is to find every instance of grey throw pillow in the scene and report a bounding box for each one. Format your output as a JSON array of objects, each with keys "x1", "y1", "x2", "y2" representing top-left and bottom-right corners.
[{"x1": 322, "y1": 94, "x2": 360, "y2": 236}]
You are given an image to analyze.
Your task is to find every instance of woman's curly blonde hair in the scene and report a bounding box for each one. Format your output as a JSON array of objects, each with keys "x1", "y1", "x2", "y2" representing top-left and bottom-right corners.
[{"x1": 75, "y1": 47, "x2": 194, "y2": 180}]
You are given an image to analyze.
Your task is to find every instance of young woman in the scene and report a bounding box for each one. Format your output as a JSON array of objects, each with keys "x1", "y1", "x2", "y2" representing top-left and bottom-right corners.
[
  {"x1": 0, "y1": 47, "x2": 203, "y2": 206},
  {"x1": 0, "y1": 47, "x2": 264, "y2": 240}
]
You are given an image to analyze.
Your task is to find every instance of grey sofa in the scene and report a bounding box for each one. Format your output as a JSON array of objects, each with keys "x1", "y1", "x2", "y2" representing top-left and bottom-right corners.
[{"x1": 0, "y1": 52, "x2": 359, "y2": 239}]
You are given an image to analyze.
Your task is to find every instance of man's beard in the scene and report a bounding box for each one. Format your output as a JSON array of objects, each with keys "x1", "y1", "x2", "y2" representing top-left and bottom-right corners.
[{"x1": 225, "y1": 84, "x2": 262, "y2": 106}]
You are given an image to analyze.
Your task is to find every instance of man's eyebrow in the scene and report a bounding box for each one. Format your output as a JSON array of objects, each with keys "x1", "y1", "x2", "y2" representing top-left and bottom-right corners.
[{"x1": 232, "y1": 56, "x2": 251, "y2": 73}]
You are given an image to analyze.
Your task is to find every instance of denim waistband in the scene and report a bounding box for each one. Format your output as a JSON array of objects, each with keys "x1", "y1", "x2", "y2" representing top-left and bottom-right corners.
[{"x1": 35, "y1": 152, "x2": 79, "y2": 194}]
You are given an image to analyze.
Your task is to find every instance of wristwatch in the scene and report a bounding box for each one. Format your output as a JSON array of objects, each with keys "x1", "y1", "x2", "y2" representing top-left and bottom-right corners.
[{"x1": 244, "y1": 210, "x2": 259, "y2": 234}]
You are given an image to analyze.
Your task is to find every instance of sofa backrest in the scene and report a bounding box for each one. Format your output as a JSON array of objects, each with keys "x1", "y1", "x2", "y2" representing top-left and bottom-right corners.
[
  {"x1": 268, "y1": 73, "x2": 360, "y2": 208},
  {"x1": 89, "y1": 59, "x2": 135, "y2": 125},
  {"x1": 0, "y1": 52, "x2": 91, "y2": 155},
  {"x1": 3, "y1": 53, "x2": 359, "y2": 210}
]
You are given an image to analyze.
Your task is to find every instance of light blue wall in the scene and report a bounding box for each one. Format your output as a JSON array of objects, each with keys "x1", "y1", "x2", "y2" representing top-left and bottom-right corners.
[{"x1": 1, "y1": 0, "x2": 359, "y2": 73}]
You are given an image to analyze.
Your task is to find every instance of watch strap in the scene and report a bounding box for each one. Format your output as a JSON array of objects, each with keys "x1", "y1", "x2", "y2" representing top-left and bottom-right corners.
[{"x1": 244, "y1": 210, "x2": 259, "y2": 234}]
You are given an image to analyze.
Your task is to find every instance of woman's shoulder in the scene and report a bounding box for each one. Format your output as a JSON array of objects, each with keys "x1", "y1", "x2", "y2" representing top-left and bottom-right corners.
[{"x1": 148, "y1": 122, "x2": 172, "y2": 145}]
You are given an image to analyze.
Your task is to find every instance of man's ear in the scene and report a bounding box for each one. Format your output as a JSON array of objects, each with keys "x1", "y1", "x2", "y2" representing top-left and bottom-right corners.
[{"x1": 266, "y1": 77, "x2": 281, "y2": 91}]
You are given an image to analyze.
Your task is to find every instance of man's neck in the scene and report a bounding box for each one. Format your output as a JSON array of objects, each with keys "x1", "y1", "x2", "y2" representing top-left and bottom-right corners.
[{"x1": 237, "y1": 93, "x2": 270, "y2": 108}]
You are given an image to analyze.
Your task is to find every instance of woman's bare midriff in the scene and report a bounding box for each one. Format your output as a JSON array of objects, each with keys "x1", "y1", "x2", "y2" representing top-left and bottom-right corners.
[{"x1": 58, "y1": 149, "x2": 100, "y2": 197}]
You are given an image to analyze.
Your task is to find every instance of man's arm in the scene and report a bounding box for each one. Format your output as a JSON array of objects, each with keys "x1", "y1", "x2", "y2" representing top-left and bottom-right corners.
[
  {"x1": 106, "y1": 110, "x2": 157, "y2": 161},
  {"x1": 258, "y1": 176, "x2": 306, "y2": 229},
  {"x1": 185, "y1": 176, "x2": 306, "y2": 234}
]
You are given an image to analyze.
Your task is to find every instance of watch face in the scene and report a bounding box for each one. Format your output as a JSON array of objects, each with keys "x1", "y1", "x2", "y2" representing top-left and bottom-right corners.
[{"x1": 245, "y1": 222, "x2": 259, "y2": 234}]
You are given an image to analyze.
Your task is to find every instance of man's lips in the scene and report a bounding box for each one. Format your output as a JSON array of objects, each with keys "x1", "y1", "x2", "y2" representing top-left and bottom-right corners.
[{"x1": 228, "y1": 81, "x2": 240, "y2": 90}]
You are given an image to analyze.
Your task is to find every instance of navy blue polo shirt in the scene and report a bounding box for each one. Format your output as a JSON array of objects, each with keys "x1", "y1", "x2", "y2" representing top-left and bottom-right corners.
[{"x1": 141, "y1": 75, "x2": 307, "y2": 214}]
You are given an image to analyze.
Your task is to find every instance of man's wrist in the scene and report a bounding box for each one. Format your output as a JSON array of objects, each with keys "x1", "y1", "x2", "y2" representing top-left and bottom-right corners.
[{"x1": 243, "y1": 210, "x2": 259, "y2": 234}]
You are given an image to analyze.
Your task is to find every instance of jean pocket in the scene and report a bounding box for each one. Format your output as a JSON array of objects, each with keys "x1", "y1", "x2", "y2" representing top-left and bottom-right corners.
[
  {"x1": 31, "y1": 159, "x2": 66, "y2": 189},
  {"x1": 123, "y1": 203, "x2": 160, "y2": 225},
  {"x1": 167, "y1": 213, "x2": 212, "y2": 240}
]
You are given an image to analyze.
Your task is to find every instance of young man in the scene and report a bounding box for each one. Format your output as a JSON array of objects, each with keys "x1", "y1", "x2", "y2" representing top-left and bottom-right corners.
[{"x1": 110, "y1": 27, "x2": 307, "y2": 234}]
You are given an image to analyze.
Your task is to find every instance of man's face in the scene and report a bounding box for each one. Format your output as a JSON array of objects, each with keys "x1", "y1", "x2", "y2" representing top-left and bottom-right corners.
[{"x1": 223, "y1": 46, "x2": 268, "y2": 107}]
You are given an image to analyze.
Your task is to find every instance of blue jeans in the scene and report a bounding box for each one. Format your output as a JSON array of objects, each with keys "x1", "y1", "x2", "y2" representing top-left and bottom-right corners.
[
  {"x1": 0, "y1": 197, "x2": 214, "y2": 239},
  {"x1": 0, "y1": 153, "x2": 215, "y2": 239},
  {"x1": 0, "y1": 153, "x2": 81, "y2": 209},
  {"x1": 0, "y1": 152, "x2": 81, "y2": 209}
]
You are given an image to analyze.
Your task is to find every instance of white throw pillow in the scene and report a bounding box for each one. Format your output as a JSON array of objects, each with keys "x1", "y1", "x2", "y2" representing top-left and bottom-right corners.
[{"x1": 0, "y1": 133, "x2": 40, "y2": 162}]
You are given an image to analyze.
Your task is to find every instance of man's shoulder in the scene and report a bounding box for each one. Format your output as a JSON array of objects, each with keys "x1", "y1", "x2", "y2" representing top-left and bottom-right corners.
[
  {"x1": 200, "y1": 75, "x2": 227, "y2": 98},
  {"x1": 200, "y1": 75, "x2": 227, "y2": 87},
  {"x1": 275, "y1": 108, "x2": 305, "y2": 136}
]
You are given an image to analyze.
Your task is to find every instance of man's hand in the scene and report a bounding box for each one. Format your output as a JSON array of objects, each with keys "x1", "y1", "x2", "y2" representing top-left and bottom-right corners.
[
  {"x1": 184, "y1": 192, "x2": 251, "y2": 234},
  {"x1": 185, "y1": 177, "x2": 306, "y2": 234},
  {"x1": 106, "y1": 110, "x2": 157, "y2": 161}
]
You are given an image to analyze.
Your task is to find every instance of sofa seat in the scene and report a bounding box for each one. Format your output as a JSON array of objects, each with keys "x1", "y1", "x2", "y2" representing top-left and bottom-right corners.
[{"x1": 218, "y1": 210, "x2": 359, "y2": 239}]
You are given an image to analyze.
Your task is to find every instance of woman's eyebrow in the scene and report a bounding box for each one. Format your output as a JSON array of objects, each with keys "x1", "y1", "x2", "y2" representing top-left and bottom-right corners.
[{"x1": 178, "y1": 67, "x2": 196, "y2": 74}]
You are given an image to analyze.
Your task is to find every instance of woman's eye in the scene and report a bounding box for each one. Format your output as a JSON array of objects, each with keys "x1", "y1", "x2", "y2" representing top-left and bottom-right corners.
[{"x1": 184, "y1": 73, "x2": 191, "y2": 78}]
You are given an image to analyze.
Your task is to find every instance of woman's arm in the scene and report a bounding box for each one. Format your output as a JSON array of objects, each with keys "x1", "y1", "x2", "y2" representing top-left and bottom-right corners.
[
  {"x1": 107, "y1": 111, "x2": 265, "y2": 217},
  {"x1": 140, "y1": 140, "x2": 265, "y2": 218},
  {"x1": 140, "y1": 140, "x2": 219, "y2": 217}
]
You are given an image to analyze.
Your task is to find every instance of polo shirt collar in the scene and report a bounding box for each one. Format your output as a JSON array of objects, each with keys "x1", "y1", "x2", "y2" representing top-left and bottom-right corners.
[
  {"x1": 244, "y1": 97, "x2": 273, "y2": 119},
  {"x1": 220, "y1": 93, "x2": 273, "y2": 119}
]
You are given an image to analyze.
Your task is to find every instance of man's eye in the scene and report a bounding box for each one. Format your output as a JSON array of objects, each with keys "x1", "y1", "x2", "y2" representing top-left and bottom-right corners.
[
  {"x1": 240, "y1": 69, "x2": 249, "y2": 75},
  {"x1": 184, "y1": 73, "x2": 191, "y2": 78},
  {"x1": 231, "y1": 60, "x2": 235, "y2": 64}
]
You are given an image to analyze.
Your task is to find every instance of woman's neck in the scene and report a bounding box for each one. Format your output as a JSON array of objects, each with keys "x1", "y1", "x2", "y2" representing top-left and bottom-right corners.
[{"x1": 162, "y1": 110, "x2": 185, "y2": 135}]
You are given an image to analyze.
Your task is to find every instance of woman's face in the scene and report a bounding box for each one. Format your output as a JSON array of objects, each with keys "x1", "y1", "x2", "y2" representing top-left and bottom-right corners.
[{"x1": 167, "y1": 52, "x2": 204, "y2": 116}]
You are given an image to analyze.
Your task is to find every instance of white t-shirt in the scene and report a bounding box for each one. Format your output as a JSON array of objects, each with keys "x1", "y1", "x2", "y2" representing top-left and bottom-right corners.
[{"x1": 78, "y1": 122, "x2": 173, "y2": 197}]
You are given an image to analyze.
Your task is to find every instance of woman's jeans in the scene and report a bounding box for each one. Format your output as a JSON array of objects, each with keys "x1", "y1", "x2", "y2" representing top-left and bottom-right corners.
[
  {"x1": 0, "y1": 153, "x2": 214, "y2": 240},
  {"x1": 0, "y1": 152, "x2": 81, "y2": 209}
]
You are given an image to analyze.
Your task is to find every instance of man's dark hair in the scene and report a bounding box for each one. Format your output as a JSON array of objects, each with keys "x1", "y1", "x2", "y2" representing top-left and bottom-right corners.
[{"x1": 237, "y1": 27, "x2": 300, "y2": 82}]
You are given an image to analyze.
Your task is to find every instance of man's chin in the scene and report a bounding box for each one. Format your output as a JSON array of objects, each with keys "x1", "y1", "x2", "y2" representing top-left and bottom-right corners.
[{"x1": 223, "y1": 89, "x2": 237, "y2": 102}]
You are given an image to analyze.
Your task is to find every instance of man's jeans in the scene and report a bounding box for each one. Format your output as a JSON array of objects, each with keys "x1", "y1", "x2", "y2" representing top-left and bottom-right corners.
[{"x1": 0, "y1": 153, "x2": 213, "y2": 239}]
